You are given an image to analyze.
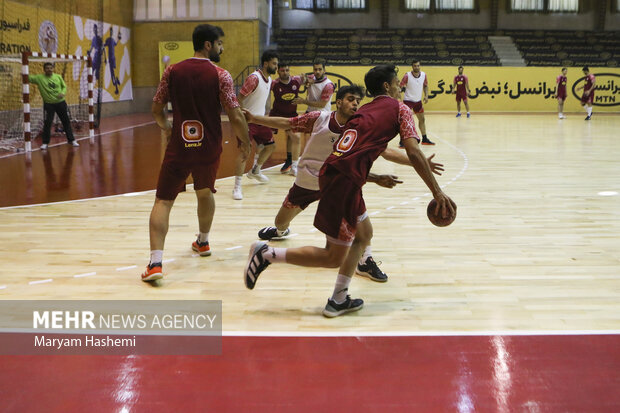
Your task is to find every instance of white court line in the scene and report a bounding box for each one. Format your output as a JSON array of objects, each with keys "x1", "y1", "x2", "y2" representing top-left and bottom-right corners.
[
  {"x1": 225, "y1": 246, "x2": 243, "y2": 251},
  {"x1": 73, "y1": 272, "x2": 96, "y2": 278},
  {"x1": 29, "y1": 279, "x2": 53, "y2": 285},
  {"x1": 116, "y1": 265, "x2": 137, "y2": 271},
  {"x1": 222, "y1": 330, "x2": 620, "y2": 337},
  {"x1": 0, "y1": 285, "x2": 6, "y2": 290},
  {"x1": 162, "y1": 258, "x2": 175, "y2": 264},
  {"x1": 386, "y1": 206, "x2": 395, "y2": 210},
  {"x1": 369, "y1": 211, "x2": 380, "y2": 216}
]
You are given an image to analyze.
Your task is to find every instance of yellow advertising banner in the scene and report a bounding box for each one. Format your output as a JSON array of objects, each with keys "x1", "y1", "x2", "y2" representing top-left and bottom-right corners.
[
  {"x1": 158, "y1": 41, "x2": 196, "y2": 78},
  {"x1": 0, "y1": 0, "x2": 132, "y2": 102},
  {"x1": 289, "y1": 66, "x2": 620, "y2": 113}
]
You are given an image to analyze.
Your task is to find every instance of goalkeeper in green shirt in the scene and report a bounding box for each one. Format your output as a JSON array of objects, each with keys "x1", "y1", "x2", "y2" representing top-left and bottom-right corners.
[{"x1": 28, "y1": 62, "x2": 79, "y2": 149}]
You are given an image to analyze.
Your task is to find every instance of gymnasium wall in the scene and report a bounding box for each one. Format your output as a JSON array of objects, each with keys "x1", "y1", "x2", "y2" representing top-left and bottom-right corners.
[
  {"x1": 289, "y1": 65, "x2": 620, "y2": 113},
  {"x1": 132, "y1": 20, "x2": 261, "y2": 112}
]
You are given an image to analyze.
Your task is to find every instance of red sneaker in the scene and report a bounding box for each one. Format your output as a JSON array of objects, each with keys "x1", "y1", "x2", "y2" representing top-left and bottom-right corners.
[
  {"x1": 192, "y1": 240, "x2": 211, "y2": 256},
  {"x1": 141, "y1": 262, "x2": 163, "y2": 281}
]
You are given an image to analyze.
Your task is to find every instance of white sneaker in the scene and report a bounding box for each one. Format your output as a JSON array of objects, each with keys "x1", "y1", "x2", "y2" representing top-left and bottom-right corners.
[
  {"x1": 233, "y1": 186, "x2": 243, "y2": 200},
  {"x1": 70, "y1": 140, "x2": 79, "y2": 147},
  {"x1": 288, "y1": 164, "x2": 297, "y2": 177},
  {"x1": 247, "y1": 169, "x2": 269, "y2": 183},
  {"x1": 559, "y1": 114, "x2": 565, "y2": 119},
  {"x1": 40, "y1": 144, "x2": 48, "y2": 150}
]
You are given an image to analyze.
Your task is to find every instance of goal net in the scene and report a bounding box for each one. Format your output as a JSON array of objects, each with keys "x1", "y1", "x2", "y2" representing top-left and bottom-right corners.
[{"x1": 0, "y1": 52, "x2": 94, "y2": 152}]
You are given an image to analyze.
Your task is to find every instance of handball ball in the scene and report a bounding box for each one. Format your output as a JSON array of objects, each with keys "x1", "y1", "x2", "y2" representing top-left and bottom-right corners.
[
  {"x1": 162, "y1": 55, "x2": 171, "y2": 65},
  {"x1": 427, "y1": 199, "x2": 457, "y2": 227}
]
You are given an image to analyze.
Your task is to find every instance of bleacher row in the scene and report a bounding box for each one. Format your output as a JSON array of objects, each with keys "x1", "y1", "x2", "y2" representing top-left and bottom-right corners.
[{"x1": 272, "y1": 28, "x2": 619, "y2": 67}]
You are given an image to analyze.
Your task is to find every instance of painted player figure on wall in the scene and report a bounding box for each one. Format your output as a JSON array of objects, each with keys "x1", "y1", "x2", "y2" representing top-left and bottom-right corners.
[
  {"x1": 89, "y1": 24, "x2": 103, "y2": 82},
  {"x1": 104, "y1": 27, "x2": 121, "y2": 94}
]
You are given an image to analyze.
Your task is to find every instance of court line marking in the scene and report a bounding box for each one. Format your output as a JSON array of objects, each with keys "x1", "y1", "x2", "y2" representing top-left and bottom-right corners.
[
  {"x1": 116, "y1": 265, "x2": 137, "y2": 271},
  {"x1": 225, "y1": 246, "x2": 243, "y2": 251},
  {"x1": 0, "y1": 285, "x2": 6, "y2": 290},
  {"x1": 73, "y1": 272, "x2": 96, "y2": 278},
  {"x1": 28, "y1": 279, "x2": 53, "y2": 285}
]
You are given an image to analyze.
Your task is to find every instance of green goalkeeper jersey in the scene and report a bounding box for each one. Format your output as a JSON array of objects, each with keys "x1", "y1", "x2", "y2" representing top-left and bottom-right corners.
[{"x1": 28, "y1": 73, "x2": 67, "y2": 104}]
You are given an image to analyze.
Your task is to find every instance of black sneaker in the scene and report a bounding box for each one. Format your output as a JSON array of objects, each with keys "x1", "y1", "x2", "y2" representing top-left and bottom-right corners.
[
  {"x1": 323, "y1": 295, "x2": 364, "y2": 318},
  {"x1": 280, "y1": 160, "x2": 292, "y2": 173},
  {"x1": 585, "y1": 115, "x2": 591, "y2": 121},
  {"x1": 421, "y1": 137, "x2": 435, "y2": 145},
  {"x1": 244, "y1": 241, "x2": 271, "y2": 290},
  {"x1": 356, "y1": 257, "x2": 388, "y2": 283},
  {"x1": 258, "y1": 226, "x2": 291, "y2": 240}
]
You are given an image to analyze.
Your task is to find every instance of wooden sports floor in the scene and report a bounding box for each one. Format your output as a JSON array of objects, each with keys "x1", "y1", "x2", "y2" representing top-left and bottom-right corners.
[{"x1": 1, "y1": 112, "x2": 619, "y2": 411}]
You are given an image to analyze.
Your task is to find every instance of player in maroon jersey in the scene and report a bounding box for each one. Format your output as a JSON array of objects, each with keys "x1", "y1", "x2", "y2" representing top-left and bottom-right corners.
[
  {"x1": 555, "y1": 67, "x2": 568, "y2": 119},
  {"x1": 577, "y1": 66, "x2": 596, "y2": 120},
  {"x1": 244, "y1": 64, "x2": 455, "y2": 317},
  {"x1": 270, "y1": 63, "x2": 306, "y2": 175},
  {"x1": 453, "y1": 66, "x2": 471, "y2": 118},
  {"x1": 141, "y1": 24, "x2": 251, "y2": 281}
]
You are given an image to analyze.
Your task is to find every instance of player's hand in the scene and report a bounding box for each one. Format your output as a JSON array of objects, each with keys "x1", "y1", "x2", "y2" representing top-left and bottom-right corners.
[
  {"x1": 423, "y1": 96, "x2": 429, "y2": 104},
  {"x1": 292, "y1": 97, "x2": 305, "y2": 105},
  {"x1": 584, "y1": 90, "x2": 590, "y2": 96},
  {"x1": 374, "y1": 174, "x2": 403, "y2": 188},
  {"x1": 427, "y1": 154, "x2": 444, "y2": 176},
  {"x1": 57, "y1": 93, "x2": 65, "y2": 99},
  {"x1": 163, "y1": 127, "x2": 172, "y2": 143},
  {"x1": 241, "y1": 108, "x2": 255, "y2": 123},
  {"x1": 433, "y1": 192, "x2": 456, "y2": 219}
]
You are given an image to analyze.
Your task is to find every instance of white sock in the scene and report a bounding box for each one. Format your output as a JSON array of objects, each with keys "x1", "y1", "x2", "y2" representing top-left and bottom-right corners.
[
  {"x1": 198, "y1": 232, "x2": 209, "y2": 243},
  {"x1": 359, "y1": 246, "x2": 372, "y2": 265},
  {"x1": 331, "y1": 274, "x2": 352, "y2": 303},
  {"x1": 292, "y1": 160, "x2": 298, "y2": 168},
  {"x1": 263, "y1": 246, "x2": 286, "y2": 263},
  {"x1": 235, "y1": 176, "x2": 242, "y2": 187},
  {"x1": 587, "y1": 106, "x2": 592, "y2": 116},
  {"x1": 253, "y1": 163, "x2": 264, "y2": 174},
  {"x1": 276, "y1": 228, "x2": 288, "y2": 236},
  {"x1": 467, "y1": 112, "x2": 470, "y2": 115},
  {"x1": 150, "y1": 250, "x2": 163, "y2": 265}
]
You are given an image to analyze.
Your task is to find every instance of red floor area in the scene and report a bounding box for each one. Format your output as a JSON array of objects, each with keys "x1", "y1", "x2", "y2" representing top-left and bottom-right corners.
[{"x1": 1, "y1": 334, "x2": 618, "y2": 412}]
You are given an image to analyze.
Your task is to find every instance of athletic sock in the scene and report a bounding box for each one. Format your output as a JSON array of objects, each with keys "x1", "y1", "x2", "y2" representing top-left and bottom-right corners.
[
  {"x1": 331, "y1": 274, "x2": 352, "y2": 303},
  {"x1": 359, "y1": 246, "x2": 372, "y2": 265},
  {"x1": 286, "y1": 152, "x2": 292, "y2": 163},
  {"x1": 276, "y1": 228, "x2": 288, "y2": 237},
  {"x1": 198, "y1": 232, "x2": 209, "y2": 243},
  {"x1": 423, "y1": 134, "x2": 428, "y2": 140},
  {"x1": 292, "y1": 160, "x2": 298, "y2": 168},
  {"x1": 150, "y1": 250, "x2": 163, "y2": 265},
  {"x1": 253, "y1": 163, "x2": 264, "y2": 174},
  {"x1": 587, "y1": 106, "x2": 593, "y2": 116},
  {"x1": 234, "y1": 175, "x2": 242, "y2": 187},
  {"x1": 263, "y1": 246, "x2": 286, "y2": 263}
]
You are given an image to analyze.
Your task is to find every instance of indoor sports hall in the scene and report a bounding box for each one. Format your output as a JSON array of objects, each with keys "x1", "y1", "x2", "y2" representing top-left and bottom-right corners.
[{"x1": 0, "y1": 0, "x2": 619, "y2": 411}]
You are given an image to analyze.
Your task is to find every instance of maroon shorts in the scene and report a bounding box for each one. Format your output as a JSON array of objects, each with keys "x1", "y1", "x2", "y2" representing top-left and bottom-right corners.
[
  {"x1": 282, "y1": 184, "x2": 321, "y2": 210},
  {"x1": 313, "y1": 166, "x2": 366, "y2": 246},
  {"x1": 580, "y1": 92, "x2": 594, "y2": 105},
  {"x1": 269, "y1": 110, "x2": 298, "y2": 134},
  {"x1": 249, "y1": 123, "x2": 274, "y2": 145},
  {"x1": 556, "y1": 91, "x2": 567, "y2": 100},
  {"x1": 155, "y1": 157, "x2": 219, "y2": 200},
  {"x1": 404, "y1": 100, "x2": 424, "y2": 114},
  {"x1": 456, "y1": 94, "x2": 468, "y2": 103}
]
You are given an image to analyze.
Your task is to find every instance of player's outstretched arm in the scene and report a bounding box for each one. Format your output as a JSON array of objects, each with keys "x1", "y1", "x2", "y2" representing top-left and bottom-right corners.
[
  {"x1": 403, "y1": 138, "x2": 455, "y2": 218},
  {"x1": 367, "y1": 173, "x2": 403, "y2": 188},
  {"x1": 242, "y1": 109, "x2": 293, "y2": 130},
  {"x1": 380, "y1": 147, "x2": 444, "y2": 175}
]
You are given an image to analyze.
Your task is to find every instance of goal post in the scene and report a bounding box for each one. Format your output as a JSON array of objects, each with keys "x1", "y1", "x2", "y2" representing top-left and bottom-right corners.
[{"x1": 0, "y1": 51, "x2": 94, "y2": 153}]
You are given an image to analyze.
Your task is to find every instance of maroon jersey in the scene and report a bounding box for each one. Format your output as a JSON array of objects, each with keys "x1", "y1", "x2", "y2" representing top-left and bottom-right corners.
[
  {"x1": 556, "y1": 75, "x2": 567, "y2": 97},
  {"x1": 584, "y1": 74, "x2": 595, "y2": 94},
  {"x1": 454, "y1": 74, "x2": 468, "y2": 97},
  {"x1": 323, "y1": 96, "x2": 419, "y2": 188},
  {"x1": 270, "y1": 75, "x2": 303, "y2": 117},
  {"x1": 153, "y1": 58, "x2": 238, "y2": 165}
]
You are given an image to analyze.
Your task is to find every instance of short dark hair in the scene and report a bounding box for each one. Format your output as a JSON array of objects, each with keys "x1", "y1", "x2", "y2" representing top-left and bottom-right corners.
[
  {"x1": 43, "y1": 62, "x2": 54, "y2": 69},
  {"x1": 278, "y1": 62, "x2": 288, "y2": 69},
  {"x1": 582, "y1": 66, "x2": 589, "y2": 72},
  {"x1": 561, "y1": 67, "x2": 567, "y2": 71},
  {"x1": 458, "y1": 65, "x2": 463, "y2": 70},
  {"x1": 411, "y1": 59, "x2": 421, "y2": 65},
  {"x1": 364, "y1": 65, "x2": 398, "y2": 97},
  {"x1": 192, "y1": 24, "x2": 224, "y2": 52},
  {"x1": 261, "y1": 50, "x2": 279, "y2": 64},
  {"x1": 313, "y1": 58, "x2": 326, "y2": 69},
  {"x1": 336, "y1": 84, "x2": 365, "y2": 101}
]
